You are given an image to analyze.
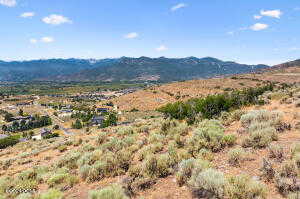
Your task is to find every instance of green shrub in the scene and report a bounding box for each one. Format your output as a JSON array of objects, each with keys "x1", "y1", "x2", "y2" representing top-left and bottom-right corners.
[
  {"x1": 148, "y1": 132, "x2": 165, "y2": 144},
  {"x1": 16, "y1": 193, "x2": 33, "y2": 199},
  {"x1": 0, "y1": 177, "x2": 11, "y2": 195},
  {"x1": 288, "y1": 193, "x2": 300, "y2": 199},
  {"x1": 230, "y1": 110, "x2": 246, "y2": 122},
  {"x1": 187, "y1": 120, "x2": 228, "y2": 153},
  {"x1": 96, "y1": 133, "x2": 107, "y2": 145},
  {"x1": 129, "y1": 177, "x2": 156, "y2": 192},
  {"x1": 38, "y1": 189, "x2": 64, "y2": 199},
  {"x1": 222, "y1": 134, "x2": 237, "y2": 146},
  {"x1": 176, "y1": 158, "x2": 211, "y2": 186},
  {"x1": 291, "y1": 143, "x2": 300, "y2": 158},
  {"x1": 241, "y1": 110, "x2": 281, "y2": 149},
  {"x1": 293, "y1": 153, "x2": 300, "y2": 169},
  {"x1": 295, "y1": 99, "x2": 300, "y2": 107},
  {"x1": 57, "y1": 152, "x2": 81, "y2": 169},
  {"x1": 188, "y1": 168, "x2": 227, "y2": 199},
  {"x1": 13, "y1": 179, "x2": 38, "y2": 193},
  {"x1": 240, "y1": 110, "x2": 282, "y2": 128},
  {"x1": 117, "y1": 126, "x2": 135, "y2": 136},
  {"x1": 47, "y1": 169, "x2": 78, "y2": 188},
  {"x1": 158, "y1": 84, "x2": 274, "y2": 120},
  {"x1": 79, "y1": 164, "x2": 92, "y2": 180},
  {"x1": 88, "y1": 184, "x2": 128, "y2": 199},
  {"x1": 143, "y1": 155, "x2": 162, "y2": 177},
  {"x1": 137, "y1": 146, "x2": 154, "y2": 161},
  {"x1": 227, "y1": 175, "x2": 267, "y2": 199},
  {"x1": 17, "y1": 169, "x2": 37, "y2": 181},
  {"x1": 175, "y1": 149, "x2": 192, "y2": 162},
  {"x1": 196, "y1": 149, "x2": 214, "y2": 161},
  {"x1": 278, "y1": 161, "x2": 298, "y2": 178},
  {"x1": 85, "y1": 161, "x2": 106, "y2": 182},
  {"x1": 242, "y1": 130, "x2": 274, "y2": 148},
  {"x1": 156, "y1": 154, "x2": 175, "y2": 177},
  {"x1": 228, "y1": 147, "x2": 249, "y2": 166},
  {"x1": 57, "y1": 145, "x2": 67, "y2": 152}
]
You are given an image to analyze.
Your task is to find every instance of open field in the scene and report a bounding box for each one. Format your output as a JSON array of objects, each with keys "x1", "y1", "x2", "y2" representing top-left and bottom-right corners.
[{"x1": 0, "y1": 78, "x2": 299, "y2": 198}]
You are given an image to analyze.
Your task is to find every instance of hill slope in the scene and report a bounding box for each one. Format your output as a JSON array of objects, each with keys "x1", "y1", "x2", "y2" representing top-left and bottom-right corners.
[{"x1": 0, "y1": 57, "x2": 268, "y2": 82}]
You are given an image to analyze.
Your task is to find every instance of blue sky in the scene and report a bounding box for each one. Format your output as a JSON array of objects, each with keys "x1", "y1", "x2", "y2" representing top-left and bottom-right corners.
[{"x1": 1, "y1": 0, "x2": 300, "y2": 65}]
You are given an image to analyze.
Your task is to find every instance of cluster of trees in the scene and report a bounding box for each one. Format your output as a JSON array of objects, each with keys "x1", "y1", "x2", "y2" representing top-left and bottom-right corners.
[
  {"x1": 101, "y1": 112, "x2": 118, "y2": 128},
  {"x1": 71, "y1": 112, "x2": 94, "y2": 123},
  {"x1": 1, "y1": 109, "x2": 25, "y2": 122},
  {"x1": 2, "y1": 115, "x2": 52, "y2": 133},
  {"x1": 158, "y1": 84, "x2": 274, "y2": 123},
  {"x1": 0, "y1": 135, "x2": 20, "y2": 149},
  {"x1": 72, "y1": 119, "x2": 83, "y2": 129}
]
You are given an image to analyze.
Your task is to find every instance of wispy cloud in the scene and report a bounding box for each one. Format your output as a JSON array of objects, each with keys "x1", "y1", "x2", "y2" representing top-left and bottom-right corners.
[
  {"x1": 0, "y1": 0, "x2": 16, "y2": 7},
  {"x1": 124, "y1": 32, "x2": 139, "y2": 39},
  {"x1": 254, "y1": 15, "x2": 262, "y2": 20},
  {"x1": 156, "y1": 45, "x2": 168, "y2": 52},
  {"x1": 29, "y1": 38, "x2": 38, "y2": 44},
  {"x1": 289, "y1": 47, "x2": 300, "y2": 52},
  {"x1": 20, "y1": 12, "x2": 35, "y2": 18},
  {"x1": 250, "y1": 23, "x2": 269, "y2": 31},
  {"x1": 260, "y1": 9, "x2": 282, "y2": 19},
  {"x1": 171, "y1": 3, "x2": 187, "y2": 11},
  {"x1": 41, "y1": 37, "x2": 54, "y2": 43},
  {"x1": 42, "y1": 14, "x2": 72, "y2": 25}
]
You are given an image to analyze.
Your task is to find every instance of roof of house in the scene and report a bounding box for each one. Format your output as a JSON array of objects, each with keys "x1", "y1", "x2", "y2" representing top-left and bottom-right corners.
[
  {"x1": 92, "y1": 116, "x2": 105, "y2": 120},
  {"x1": 40, "y1": 128, "x2": 51, "y2": 134}
]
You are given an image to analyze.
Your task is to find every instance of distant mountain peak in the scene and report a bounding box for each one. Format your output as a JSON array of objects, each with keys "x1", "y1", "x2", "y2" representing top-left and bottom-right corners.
[{"x1": 0, "y1": 57, "x2": 270, "y2": 82}]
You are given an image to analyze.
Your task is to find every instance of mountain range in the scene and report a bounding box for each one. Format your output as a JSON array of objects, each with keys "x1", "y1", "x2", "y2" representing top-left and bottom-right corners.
[{"x1": 0, "y1": 57, "x2": 270, "y2": 82}]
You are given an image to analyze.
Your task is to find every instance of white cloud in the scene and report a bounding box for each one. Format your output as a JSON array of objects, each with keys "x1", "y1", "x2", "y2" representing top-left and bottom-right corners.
[
  {"x1": 254, "y1": 15, "x2": 262, "y2": 20},
  {"x1": 289, "y1": 47, "x2": 300, "y2": 52},
  {"x1": 171, "y1": 3, "x2": 187, "y2": 11},
  {"x1": 250, "y1": 23, "x2": 269, "y2": 31},
  {"x1": 41, "y1": 37, "x2": 54, "y2": 43},
  {"x1": 21, "y1": 12, "x2": 35, "y2": 18},
  {"x1": 0, "y1": 0, "x2": 16, "y2": 7},
  {"x1": 260, "y1": 9, "x2": 282, "y2": 19},
  {"x1": 156, "y1": 45, "x2": 168, "y2": 52},
  {"x1": 29, "y1": 38, "x2": 38, "y2": 44},
  {"x1": 42, "y1": 14, "x2": 72, "y2": 25},
  {"x1": 124, "y1": 32, "x2": 139, "y2": 39}
]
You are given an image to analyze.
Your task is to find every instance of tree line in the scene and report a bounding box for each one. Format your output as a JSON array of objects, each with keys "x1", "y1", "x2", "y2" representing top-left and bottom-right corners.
[{"x1": 157, "y1": 84, "x2": 274, "y2": 123}]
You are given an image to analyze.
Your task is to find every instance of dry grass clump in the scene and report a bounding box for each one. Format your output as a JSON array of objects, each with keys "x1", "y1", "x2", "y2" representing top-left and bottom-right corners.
[
  {"x1": 268, "y1": 144, "x2": 284, "y2": 161},
  {"x1": 274, "y1": 154, "x2": 300, "y2": 196},
  {"x1": 295, "y1": 99, "x2": 300, "y2": 107}
]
